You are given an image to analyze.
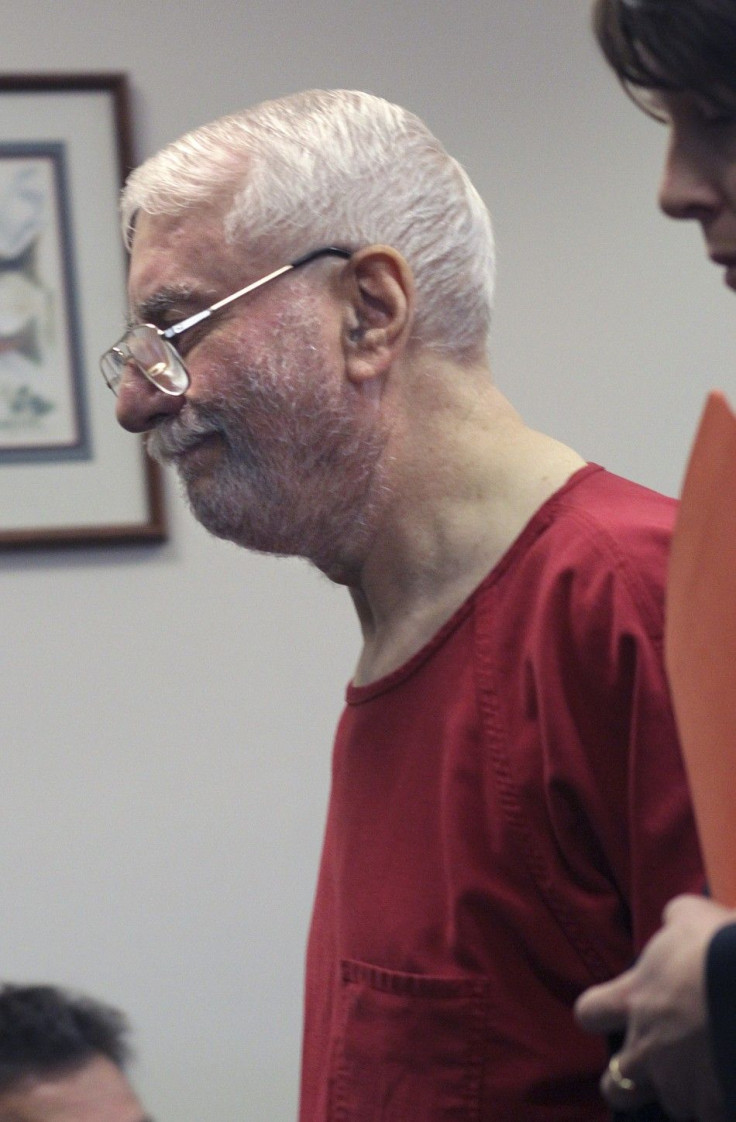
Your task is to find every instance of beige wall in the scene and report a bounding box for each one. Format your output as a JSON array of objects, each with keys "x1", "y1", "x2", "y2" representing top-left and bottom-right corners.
[{"x1": 0, "y1": 2, "x2": 732, "y2": 1119}]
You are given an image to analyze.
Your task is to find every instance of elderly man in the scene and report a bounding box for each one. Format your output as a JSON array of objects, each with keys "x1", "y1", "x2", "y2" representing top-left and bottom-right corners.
[
  {"x1": 576, "y1": 4, "x2": 736, "y2": 1121},
  {"x1": 107, "y1": 89, "x2": 703, "y2": 1120},
  {"x1": 0, "y1": 984, "x2": 149, "y2": 1122}
]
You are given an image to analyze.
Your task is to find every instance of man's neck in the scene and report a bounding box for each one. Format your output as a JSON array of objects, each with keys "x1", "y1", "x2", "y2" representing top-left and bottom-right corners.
[{"x1": 348, "y1": 383, "x2": 585, "y2": 685}]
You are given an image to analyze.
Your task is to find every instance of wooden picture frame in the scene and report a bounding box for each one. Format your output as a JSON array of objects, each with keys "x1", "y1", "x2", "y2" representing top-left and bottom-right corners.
[{"x1": 0, "y1": 73, "x2": 165, "y2": 548}]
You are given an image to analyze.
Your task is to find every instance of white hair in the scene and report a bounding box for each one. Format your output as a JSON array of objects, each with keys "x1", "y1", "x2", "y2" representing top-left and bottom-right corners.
[{"x1": 122, "y1": 89, "x2": 496, "y2": 363}]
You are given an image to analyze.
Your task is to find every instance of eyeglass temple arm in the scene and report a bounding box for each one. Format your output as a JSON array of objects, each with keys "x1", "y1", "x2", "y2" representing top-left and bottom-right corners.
[{"x1": 163, "y1": 246, "x2": 351, "y2": 340}]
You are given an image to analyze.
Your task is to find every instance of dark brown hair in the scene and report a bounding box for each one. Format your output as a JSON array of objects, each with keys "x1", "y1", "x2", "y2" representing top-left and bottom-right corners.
[
  {"x1": 0, "y1": 984, "x2": 131, "y2": 1092},
  {"x1": 593, "y1": 0, "x2": 736, "y2": 109}
]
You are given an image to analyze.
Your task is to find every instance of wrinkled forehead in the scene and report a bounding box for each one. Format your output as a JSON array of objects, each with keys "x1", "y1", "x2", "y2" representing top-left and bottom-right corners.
[
  {"x1": 127, "y1": 206, "x2": 244, "y2": 308},
  {"x1": 130, "y1": 206, "x2": 228, "y2": 271}
]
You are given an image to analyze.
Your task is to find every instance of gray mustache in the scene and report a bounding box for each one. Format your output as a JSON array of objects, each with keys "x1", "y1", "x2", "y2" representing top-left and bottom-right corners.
[{"x1": 146, "y1": 411, "x2": 221, "y2": 463}]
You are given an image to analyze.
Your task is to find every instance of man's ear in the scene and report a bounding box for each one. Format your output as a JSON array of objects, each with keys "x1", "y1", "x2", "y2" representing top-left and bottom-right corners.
[{"x1": 341, "y1": 245, "x2": 414, "y2": 386}]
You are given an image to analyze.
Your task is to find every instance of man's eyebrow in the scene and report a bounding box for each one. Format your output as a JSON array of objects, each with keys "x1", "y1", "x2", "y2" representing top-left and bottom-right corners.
[{"x1": 129, "y1": 284, "x2": 209, "y2": 330}]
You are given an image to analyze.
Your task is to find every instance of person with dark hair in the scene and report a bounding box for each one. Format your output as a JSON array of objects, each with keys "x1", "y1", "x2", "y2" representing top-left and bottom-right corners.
[
  {"x1": 576, "y1": 4, "x2": 736, "y2": 1121},
  {"x1": 0, "y1": 984, "x2": 149, "y2": 1122},
  {"x1": 593, "y1": 0, "x2": 736, "y2": 119}
]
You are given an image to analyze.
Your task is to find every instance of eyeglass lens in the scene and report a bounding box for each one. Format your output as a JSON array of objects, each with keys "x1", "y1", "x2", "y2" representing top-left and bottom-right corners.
[{"x1": 102, "y1": 326, "x2": 189, "y2": 397}]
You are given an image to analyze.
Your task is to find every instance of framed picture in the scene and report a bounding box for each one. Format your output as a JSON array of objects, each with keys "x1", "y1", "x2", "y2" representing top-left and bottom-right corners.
[{"x1": 0, "y1": 73, "x2": 165, "y2": 548}]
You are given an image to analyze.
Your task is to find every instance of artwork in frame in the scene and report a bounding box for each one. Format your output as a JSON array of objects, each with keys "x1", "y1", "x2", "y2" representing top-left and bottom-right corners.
[{"x1": 0, "y1": 73, "x2": 165, "y2": 548}]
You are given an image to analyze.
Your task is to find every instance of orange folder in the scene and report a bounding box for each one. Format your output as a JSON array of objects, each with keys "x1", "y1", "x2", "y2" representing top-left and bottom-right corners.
[{"x1": 665, "y1": 391, "x2": 736, "y2": 906}]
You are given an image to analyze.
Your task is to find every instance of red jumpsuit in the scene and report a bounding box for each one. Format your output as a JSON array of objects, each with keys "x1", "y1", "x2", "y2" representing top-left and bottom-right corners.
[{"x1": 300, "y1": 465, "x2": 704, "y2": 1121}]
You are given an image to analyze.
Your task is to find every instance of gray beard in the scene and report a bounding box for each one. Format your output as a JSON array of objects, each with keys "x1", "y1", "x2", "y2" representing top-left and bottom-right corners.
[{"x1": 146, "y1": 317, "x2": 389, "y2": 581}]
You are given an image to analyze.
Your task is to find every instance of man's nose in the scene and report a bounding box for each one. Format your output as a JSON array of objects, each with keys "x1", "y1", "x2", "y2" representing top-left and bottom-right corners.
[{"x1": 115, "y1": 363, "x2": 185, "y2": 433}]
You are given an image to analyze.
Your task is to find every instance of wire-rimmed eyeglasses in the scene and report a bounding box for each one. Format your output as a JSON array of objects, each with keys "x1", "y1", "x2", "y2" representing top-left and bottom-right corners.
[{"x1": 99, "y1": 246, "x2": 352, "y2": 397}]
